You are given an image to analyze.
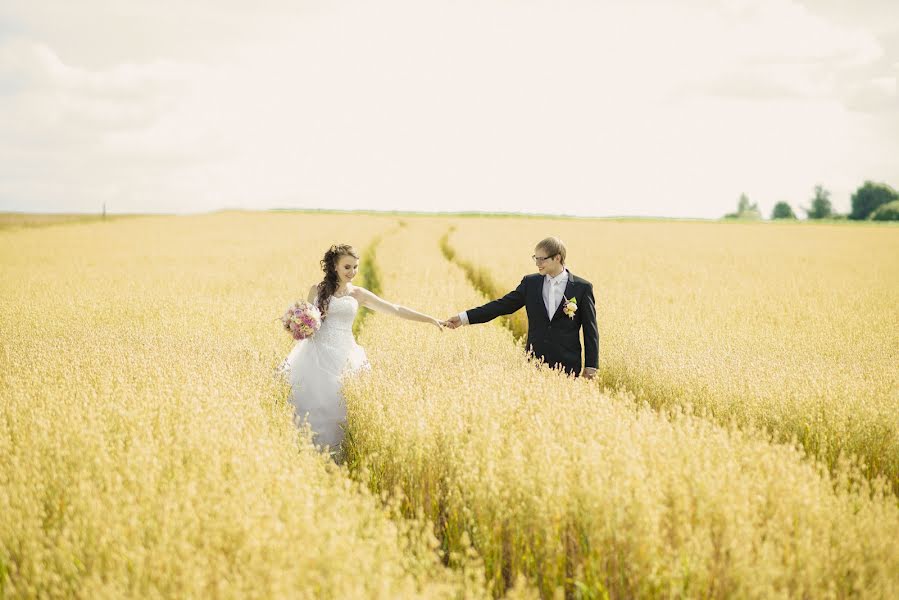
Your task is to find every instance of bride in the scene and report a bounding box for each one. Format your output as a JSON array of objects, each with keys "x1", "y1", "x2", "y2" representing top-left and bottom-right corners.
[{"x1": 280, "y1": 243, "x2": 443, "y2": 457}]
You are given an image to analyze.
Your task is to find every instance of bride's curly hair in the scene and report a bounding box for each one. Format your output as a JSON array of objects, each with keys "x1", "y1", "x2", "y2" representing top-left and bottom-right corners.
[{"x1": 317, "y1": 244, "x2": 359, "y2": 321}]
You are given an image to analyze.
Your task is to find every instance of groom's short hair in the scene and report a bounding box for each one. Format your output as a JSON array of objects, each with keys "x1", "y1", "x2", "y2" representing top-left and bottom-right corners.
[{"x1": 536, "y1": 237, "x2": 566, "y2": 265}]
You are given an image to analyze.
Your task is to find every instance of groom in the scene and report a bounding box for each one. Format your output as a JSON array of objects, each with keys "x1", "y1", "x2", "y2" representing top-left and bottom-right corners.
[{"x1": 445, "y1": 237, "x2": 598, "y2": 379}]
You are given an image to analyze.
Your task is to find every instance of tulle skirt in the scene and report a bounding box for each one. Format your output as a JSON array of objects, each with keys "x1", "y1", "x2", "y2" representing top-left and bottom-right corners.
[{"x1": 281, "y1": 331, "x2": 369, "y2": 450}]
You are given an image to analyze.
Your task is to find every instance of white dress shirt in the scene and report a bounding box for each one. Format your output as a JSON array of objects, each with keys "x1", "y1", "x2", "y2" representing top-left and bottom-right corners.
[
  {"x1": 543, "y1": 268, "x2": 569, "y2": 320},
  {"x1": 458, "y1": 269, "x2": 569, "y2": 325}
]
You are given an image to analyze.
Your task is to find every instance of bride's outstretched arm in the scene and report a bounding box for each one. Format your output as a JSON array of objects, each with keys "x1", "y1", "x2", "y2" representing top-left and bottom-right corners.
[{"x1": 354, "y1": 287, "x2": 442, "y2": 329}]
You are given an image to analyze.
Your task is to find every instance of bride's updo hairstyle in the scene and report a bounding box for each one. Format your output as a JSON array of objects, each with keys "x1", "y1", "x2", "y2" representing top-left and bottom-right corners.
[{"x1": 317, "y1": 244, "x2": 359, "y2": 321}]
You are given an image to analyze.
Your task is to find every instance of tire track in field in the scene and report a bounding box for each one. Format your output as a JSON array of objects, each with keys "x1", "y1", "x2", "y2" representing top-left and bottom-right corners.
[
  {"x1": 352, "y1": 220, "x2": 406, "y2": 337},
  {"x1": 439, "y1": 226, "x2": 530, "y2": 344}
]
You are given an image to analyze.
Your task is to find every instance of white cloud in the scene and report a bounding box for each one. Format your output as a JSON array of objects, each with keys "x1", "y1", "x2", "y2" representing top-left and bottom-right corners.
[
  {"x1": 0, "y1": 38, "x2": 196, "y2": 143},
  {"x1": 0, "y1": 0, "x2": 897, "y2": 217},
  {"x1": 719, "y1": 0, "x2": 882, "y2": 65},
  {"x1": 843, "y1": 76, "x2": 897, "y2": 112},
  {"x1": 0, "y1": 36, "x2": 215, "y2": 211}
]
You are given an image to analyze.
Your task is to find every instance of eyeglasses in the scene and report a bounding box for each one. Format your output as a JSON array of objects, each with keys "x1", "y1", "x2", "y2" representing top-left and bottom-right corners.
[{"x1": 532, "y1": 254, "x2": 558, "y2": 264}]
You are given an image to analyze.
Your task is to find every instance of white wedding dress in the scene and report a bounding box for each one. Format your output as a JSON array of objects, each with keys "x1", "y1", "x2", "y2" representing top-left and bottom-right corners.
[{"x1": 279, "y1": 294, "x2": 369, "y2": 450}]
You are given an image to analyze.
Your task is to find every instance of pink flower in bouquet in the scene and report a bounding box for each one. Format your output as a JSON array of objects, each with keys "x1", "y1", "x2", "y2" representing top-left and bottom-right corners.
[{"x1": 280, "y1": 301, "x2": 322, "y2": 340}]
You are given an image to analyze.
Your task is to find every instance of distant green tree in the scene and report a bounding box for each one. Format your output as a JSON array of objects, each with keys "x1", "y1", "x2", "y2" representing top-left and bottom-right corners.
[
  {"x1": 724, "y1": 193, "x2": 761, "y2": 219},
  {"x1": 771, "y1": 201, "x2": 796, "y2": 219},
  {"x1": 849, "y1": 181, "x2": 898, "y2": 220},
  {"x1": 803, "y1": 185, "x2": 833, "y2": 219},
  {"x1": 871, "y1": 200, "x2": 899, "y2": 221}
]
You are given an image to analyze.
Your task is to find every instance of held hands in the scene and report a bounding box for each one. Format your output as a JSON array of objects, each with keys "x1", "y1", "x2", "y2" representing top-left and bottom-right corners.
[
  {"x1": 442, "y1": 315, "x2": 462, "y2": 330},
  {"x1": 582, "y1": 367, "x2": 597, "y2": 380}
]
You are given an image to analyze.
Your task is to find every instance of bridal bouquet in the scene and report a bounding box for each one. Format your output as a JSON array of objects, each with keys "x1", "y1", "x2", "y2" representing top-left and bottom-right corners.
[{"x1": 280, "y1": 301, "x2": 322, "y2": 340}]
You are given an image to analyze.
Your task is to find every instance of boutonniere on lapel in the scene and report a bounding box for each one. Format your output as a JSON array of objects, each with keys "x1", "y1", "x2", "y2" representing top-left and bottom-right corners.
[{"x1": 562, "y1": 296, "x2": 578, "y2": 319}]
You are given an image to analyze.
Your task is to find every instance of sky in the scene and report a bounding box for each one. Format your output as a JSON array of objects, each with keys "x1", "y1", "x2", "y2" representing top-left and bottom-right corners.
[{"x1": 0, "y1": 0, "x2": 897, "y2": 219}]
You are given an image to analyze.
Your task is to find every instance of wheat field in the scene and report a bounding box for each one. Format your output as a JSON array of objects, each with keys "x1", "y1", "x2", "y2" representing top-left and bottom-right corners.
[{"x1": 2, "y1": 213, "x2": 897, "y2": 599}]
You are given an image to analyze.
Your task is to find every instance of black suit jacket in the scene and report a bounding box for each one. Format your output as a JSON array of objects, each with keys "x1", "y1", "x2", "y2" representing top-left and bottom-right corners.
[{"x1": 466, "y1": 271, "x2": 599, "y2": 376}]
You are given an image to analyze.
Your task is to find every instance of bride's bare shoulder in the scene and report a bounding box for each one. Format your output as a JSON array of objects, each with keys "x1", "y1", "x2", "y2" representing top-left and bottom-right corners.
[
  {"x1": 307, "y1": 284, "x2": 318, "y2": 302},
  {"x1": 349, "y1": 284, "x2": 371, "y2": 299}
]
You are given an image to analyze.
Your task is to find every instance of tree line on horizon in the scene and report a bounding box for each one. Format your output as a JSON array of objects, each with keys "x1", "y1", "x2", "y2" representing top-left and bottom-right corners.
[{"x1": 724, "y1": 180, "x2": 899, "y2": 222}]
